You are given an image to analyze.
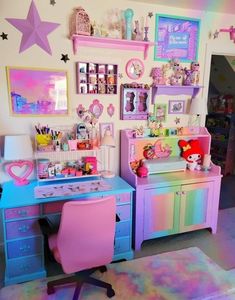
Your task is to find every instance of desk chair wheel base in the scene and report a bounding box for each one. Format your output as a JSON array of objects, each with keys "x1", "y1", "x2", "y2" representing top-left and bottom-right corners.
[
  {"x1": 107, "y1": 287, "x2": 115, "y2": 298},
  {"x1": 99, "y1": 265, "x2": 107, "y2": 273},
  {"x1": 47, "y1": 286, "x2": 55, "y2": 295}
]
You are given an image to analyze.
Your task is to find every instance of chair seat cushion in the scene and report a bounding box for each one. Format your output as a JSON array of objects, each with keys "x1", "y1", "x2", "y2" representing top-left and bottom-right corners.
[{"x1": 48, "y1": 234, "x2": 61, "y2": 263}]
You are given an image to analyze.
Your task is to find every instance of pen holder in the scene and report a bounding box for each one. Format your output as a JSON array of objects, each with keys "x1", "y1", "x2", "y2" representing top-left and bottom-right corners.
[{"x1": 36, "y1": 134, "x2": 52, "y2": 146}]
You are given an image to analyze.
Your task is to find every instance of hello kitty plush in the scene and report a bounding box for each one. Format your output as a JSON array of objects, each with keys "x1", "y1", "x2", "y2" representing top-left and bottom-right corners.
[{"x1": 178, "y1": 139, "x2": 203, "y2": 171}]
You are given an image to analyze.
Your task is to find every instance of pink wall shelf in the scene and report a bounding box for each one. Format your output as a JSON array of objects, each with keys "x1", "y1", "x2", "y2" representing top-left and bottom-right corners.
[
  {"x1": 71, "y1": 35, "x2": 155, "y2": 60},
  {"x1": 152, "y1": 85, "x2": 203, "y2": 104}
]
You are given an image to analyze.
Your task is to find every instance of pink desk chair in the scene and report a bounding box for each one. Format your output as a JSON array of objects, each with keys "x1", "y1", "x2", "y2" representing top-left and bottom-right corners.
[{"x1": 46, "y1": 196, "x2": 116, "y2": 299}]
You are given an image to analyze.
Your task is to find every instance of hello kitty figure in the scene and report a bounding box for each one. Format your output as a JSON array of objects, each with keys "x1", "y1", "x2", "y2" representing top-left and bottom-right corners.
[
  {"x1": 191, "y1": 61, "x2": 200, "y2": 85},
  {"x1": 169, "y1": 58, "x2": 183, "y2": 86}
]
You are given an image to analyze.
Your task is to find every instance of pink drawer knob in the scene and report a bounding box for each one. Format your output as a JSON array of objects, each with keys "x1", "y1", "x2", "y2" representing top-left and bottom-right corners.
[{"x1": 18, "y1": 225, "x2": 29, "y2": 232}]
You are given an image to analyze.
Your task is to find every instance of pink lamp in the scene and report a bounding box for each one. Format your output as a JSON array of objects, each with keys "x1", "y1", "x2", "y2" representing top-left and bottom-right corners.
[{"x1": 4, "y1": 135, "x2": 34, "y2": 186}]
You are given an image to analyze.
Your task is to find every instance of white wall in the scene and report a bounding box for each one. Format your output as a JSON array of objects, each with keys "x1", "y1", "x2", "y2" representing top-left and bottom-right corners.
[{"x1": 0, "y1": 0, "x2": 234, "y2": 231}]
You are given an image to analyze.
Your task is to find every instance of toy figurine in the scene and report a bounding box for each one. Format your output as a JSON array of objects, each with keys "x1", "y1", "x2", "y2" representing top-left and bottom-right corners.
[
  {"x1": 133, "y1": 20, "x2": 143, "y2": 41},
  {"x1": 138, "y1": 92, "x2": 148, "y2": 112},
  {"x1": 169, "y1": 58, "x2": 183, "y2": 86},
  {"x1": 191, "y1": 61, "x2": 200, "y2": 85},
  {"x1": 178, "y1": 139, "x2": 203, "y2": 171},
  {"x1": 150, "y1": 67, "x2": 165, "y2": 86},
  {"x1": 143, "y1": 144, "x2": 155, "y2": 159},
  {"x1": 136, "y1": 160, "x2": 148, "y2": 177},
  {"x1": 183, "y1": 68, "x2": 194, "y2": 86}
]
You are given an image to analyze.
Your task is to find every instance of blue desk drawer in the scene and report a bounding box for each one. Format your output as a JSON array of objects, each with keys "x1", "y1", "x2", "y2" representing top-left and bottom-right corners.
[
  {"x1": 115, "y1": 193, "x2": 131, "y2": 204},
  {"x1": 115, "y1": 221, "x2": 130, "y2": 238},
  {"x1": 116, "y1": 205, "x2": 130, "y2": 221},
  {"x1": 6, "y1": 219, "x2": 41, "y2": 240},
  {"x1": 114, "y1": 237, "x2": 130, "y2": 255},
  {"x1": 7, "y1": 255, "x2": 43, "y2": 277},
  {"x1": 7, "y1": 237, "x2": 42, "y2": 259},
  {"x1": 4, "y1": 205, "x2": 40, "y2": 220}
]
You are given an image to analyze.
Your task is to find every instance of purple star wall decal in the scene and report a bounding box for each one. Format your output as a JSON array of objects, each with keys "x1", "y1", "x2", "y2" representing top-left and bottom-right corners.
[{"x1": 6, "y1": 0, "x2": 60, "y2": 55}]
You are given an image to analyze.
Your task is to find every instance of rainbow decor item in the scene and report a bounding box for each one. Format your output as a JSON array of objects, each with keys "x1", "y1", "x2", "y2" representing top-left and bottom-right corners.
[
  {"x1": 0, "y1": 247, "x2": 235, "y2": 299},
  {"x1": 7, "y1": 67, "x2": 68, "y2": 116}
]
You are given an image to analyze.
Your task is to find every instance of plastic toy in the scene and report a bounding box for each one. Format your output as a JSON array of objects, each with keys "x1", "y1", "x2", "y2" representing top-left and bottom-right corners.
[
  {"x1": 136, "y1": 160, "x2": 148, "y2": 177},
  {"x1": 191, "y1": 61, "x2": 200, "y2": 85},
  {"x1": 178, "y1": 139, "x2": 204, "y2": 171}
]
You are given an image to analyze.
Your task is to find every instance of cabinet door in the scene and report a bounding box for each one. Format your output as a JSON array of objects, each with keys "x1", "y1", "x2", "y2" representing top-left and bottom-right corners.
[
  {"x1": 143, "y1": 186, "x2": 180, "y2": 239},
  {"x1": 179, "y1": 182, "x2": 213, "y2": 232}
]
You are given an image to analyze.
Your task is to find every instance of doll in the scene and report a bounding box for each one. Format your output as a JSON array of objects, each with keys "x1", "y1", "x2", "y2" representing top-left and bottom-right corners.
[{"x1": 178, "y1": 139, "x2": 203, "y2": 171}]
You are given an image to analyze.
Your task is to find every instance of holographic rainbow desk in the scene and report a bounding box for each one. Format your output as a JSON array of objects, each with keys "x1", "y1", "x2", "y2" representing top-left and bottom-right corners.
[{"x1": 121, "y1": 128, "x2": 222, "y2": 250}]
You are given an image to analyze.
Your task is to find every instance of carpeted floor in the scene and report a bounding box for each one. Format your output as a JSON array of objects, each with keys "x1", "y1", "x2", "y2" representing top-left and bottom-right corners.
[{"x1": 1, "y1": 247, "x2": 235, "y2": 300}]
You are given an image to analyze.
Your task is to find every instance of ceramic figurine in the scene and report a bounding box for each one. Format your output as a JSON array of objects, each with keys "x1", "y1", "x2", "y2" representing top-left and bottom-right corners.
[{"x1": 133, "y1": 20, "x2": 143, "y2": 41}]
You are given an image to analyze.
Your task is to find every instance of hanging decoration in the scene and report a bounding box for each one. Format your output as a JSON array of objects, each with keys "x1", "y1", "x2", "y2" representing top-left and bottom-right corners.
[
  {"x1": 220, "y1": 26, "x2": 235, "y2": 43},
  {"x1": 0, "y1": 32, "x2": 8, "y2": 40},
  {"x1": 6, "y1": 0, "x2": 60, "y2": 55},
  {"x1": 107, "y1": 104, "x2": 115, "y2": 117},
  {"x1": 61, "y1": 54, "x2": 70, "y2": 63},
  {"x1": 50, "y1": 0, "x2": 56, "y2": 5}
]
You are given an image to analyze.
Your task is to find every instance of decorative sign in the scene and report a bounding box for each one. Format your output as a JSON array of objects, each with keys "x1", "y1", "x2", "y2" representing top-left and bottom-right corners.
[{"x1": 154, "y1": 14, "x2": 200, "y2": 62}]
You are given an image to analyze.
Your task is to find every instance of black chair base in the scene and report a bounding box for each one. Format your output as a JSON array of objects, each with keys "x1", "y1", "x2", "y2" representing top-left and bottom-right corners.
[{"x1": 47, "y1": 266, "x2": 115, "y2": 300}]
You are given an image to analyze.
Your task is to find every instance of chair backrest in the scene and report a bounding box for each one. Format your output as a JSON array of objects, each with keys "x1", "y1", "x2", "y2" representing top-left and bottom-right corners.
[{"x1": 56, "y1": 196, "x2": 116, "y2": 274}]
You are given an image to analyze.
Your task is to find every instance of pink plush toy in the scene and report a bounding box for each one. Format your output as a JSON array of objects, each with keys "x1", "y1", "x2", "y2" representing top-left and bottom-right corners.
[{"x1": 178, "y1": 139, "x2": 203, "y2": 171}]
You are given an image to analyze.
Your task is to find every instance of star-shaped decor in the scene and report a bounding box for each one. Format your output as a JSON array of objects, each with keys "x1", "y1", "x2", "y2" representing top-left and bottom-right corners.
[
  {"x1": 148, "y1": 12, "x2": 153, "y2": 18},
  {"x1": 6, "y1": 0, "x2": 60, "y2": 54},
  {"x1": 118, "y1": 73, "x2": 123, "y2": 79},
  {"x1": 213, "y1": 30, "x2": 219, "y2": 39},
  {"x1": 174, "y1": 117, "x2": 180, "y2": 125},
  {"x1": 50, "y1": 0, "x2": 56, "y2": 5},
  {"x1": 0, "y1": 32, "x2": 8, "y2": 40},
  {"x1": 61, "y1": 54, "x2": 70, "y2": 63}
]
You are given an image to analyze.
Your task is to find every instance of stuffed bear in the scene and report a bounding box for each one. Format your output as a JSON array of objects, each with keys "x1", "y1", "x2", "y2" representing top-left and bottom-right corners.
[{"x1": 178, "y1": 139, "x2": 203, "y2": 171}]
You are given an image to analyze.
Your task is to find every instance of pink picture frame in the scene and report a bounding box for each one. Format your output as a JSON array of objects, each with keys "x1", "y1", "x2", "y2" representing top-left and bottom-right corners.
[
  {"x1": 168, "y1": 100, "x2": 185, "y2": 114},
  {"x1": 7, "y1": 66, "x2": 69, "y2": 116},
  {"x1": 99, "y1": 122, "x2": 114, "y2": 139},
  {"x1": 125, "y1": 58, "x2": 144, "y2": 80}
]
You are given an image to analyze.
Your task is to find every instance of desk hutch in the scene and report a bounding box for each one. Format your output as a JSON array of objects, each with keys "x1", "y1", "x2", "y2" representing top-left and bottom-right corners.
[
  {"x1": 121, "y1": 127, "x2": 222, "y2": 250},
  {"x1": 0, "y1": 176, "x2": 134, "y2": 286}
]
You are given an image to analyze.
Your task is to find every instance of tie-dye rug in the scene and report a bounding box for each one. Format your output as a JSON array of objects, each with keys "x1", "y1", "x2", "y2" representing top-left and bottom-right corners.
[{"x1": 1, "y1": 247, "x2": 235, "y2": 300}]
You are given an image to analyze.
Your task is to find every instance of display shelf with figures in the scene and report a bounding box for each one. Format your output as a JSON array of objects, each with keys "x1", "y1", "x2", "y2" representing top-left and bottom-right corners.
[
  {"x1": 77, "y1": 61, "x2": 118, "y2": 94},
  {"x1": 151, "y1": 85, "x2": 202, "y2": 104},
  {"x1": 71, "y1": 34, "x2": 155, "y2": 60},
  {"x1": 120, "y1": 83, "x2": 150, "y2": 120}
]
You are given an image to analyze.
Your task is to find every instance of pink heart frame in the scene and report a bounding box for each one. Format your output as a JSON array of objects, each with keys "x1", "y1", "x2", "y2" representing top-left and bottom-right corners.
[{"x1": 6, "y1": 161, "x2": 34, "y2": 186}]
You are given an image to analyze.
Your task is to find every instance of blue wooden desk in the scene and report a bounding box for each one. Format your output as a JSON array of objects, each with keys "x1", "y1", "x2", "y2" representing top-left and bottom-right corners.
[{"x1": 0, "y1": 176, "x2": 134, "y2": 286}]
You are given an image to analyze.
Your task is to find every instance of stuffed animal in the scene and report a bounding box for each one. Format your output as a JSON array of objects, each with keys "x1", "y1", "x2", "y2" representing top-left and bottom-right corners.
[{"x1": 178, "y1": 139, "x2": 203, "y2": 171}]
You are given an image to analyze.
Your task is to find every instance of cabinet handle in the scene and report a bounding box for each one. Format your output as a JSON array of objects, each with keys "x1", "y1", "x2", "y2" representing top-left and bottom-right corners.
[
  {"x1": 19, "y1": 245, "x2": 31, "y2": 252},
  {"x1": 181, "y1": 191, "x2": 186, "y2": 195},
  {"x1": 176, "y1": 191, "x2": 181, "y2": 196}
]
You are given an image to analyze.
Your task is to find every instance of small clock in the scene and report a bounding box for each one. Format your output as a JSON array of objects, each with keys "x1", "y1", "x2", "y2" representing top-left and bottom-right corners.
[{"x1": 125, "y1": 58, "x2": 144, "y2": 80}]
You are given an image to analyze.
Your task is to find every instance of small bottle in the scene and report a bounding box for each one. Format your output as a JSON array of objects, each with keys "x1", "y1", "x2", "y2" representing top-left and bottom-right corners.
[{"x1": 55, "y1": 140, "x2": 60, "y2": 152}]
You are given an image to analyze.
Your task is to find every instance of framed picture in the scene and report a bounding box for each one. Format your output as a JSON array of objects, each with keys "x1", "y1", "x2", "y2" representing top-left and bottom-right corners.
[
  {"x1": 154, "y1": 14, "x2": 200, "y2": 62},
  {"x1": 99, "y1": 122, "x2": 114, "y2": 139},
  {"x1": 6, "y1": 66, "x2": 69, "y2": 116},
  {"x1": 154, "y1": 104, "x2": 167, "y2": 122},
  {"x1": 168, "y1": 100, "x2": 185, "y2": 114}
]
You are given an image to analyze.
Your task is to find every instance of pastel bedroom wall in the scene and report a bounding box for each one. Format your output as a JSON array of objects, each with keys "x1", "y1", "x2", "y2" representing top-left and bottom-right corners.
[{"x1": 0, "y1": 0, "x2": 235, "y2": 245}]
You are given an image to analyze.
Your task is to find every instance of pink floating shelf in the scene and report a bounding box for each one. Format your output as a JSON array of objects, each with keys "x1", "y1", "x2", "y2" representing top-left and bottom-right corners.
[{"x1": 71, "y1": 35, "x2": 155, "y2": 60}]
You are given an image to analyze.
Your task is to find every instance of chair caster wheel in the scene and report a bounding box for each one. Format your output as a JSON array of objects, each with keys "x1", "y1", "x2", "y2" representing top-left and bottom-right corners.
[
  {"x1": 99, "y1": 266, "x2": 107, "y2": 273},
  {"x1": 47, "y1": 286, "x2": 55, "y2": 295},
  {"x1": 107, "y1": 288, "x2": 115, "y2": 298}
]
